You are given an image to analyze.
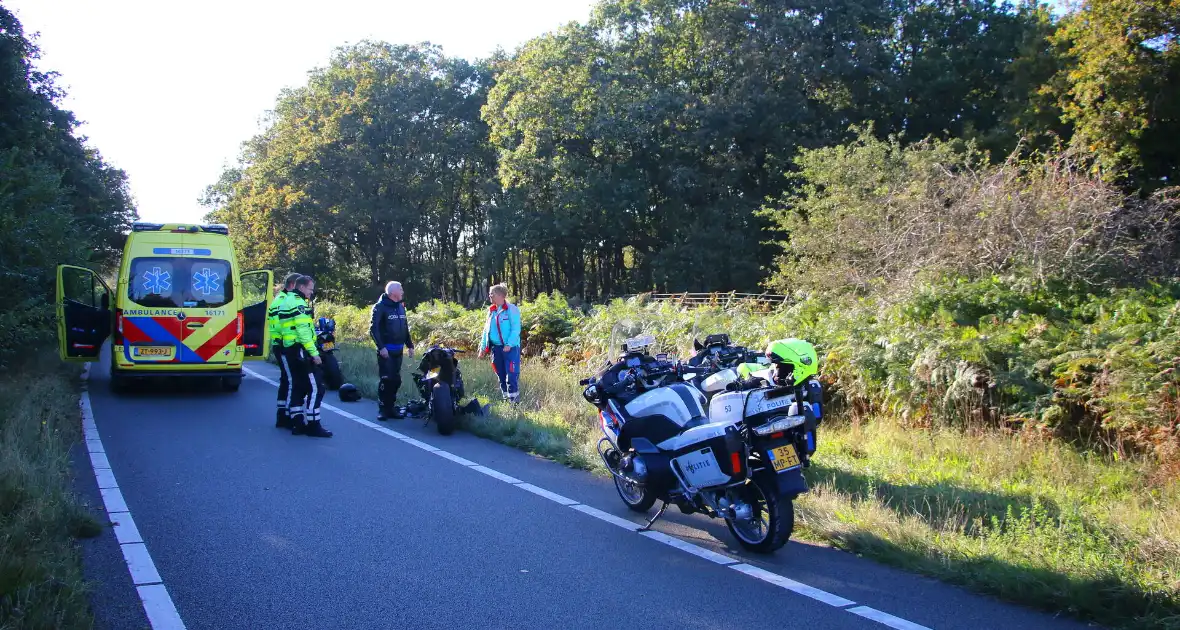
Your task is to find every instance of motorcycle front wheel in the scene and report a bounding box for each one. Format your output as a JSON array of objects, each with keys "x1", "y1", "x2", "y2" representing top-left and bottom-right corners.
[
  {"x1": 725, "y1": 471, "x2": 794, "y2": 553},
  {"x1": 432, "y1": 382, "x2": 457, "y2": 436}
]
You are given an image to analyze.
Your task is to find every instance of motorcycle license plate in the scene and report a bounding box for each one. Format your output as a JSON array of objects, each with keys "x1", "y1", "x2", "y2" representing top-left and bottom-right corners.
[
  {"x1": 321, "y1": 341, "x2": 335, "y2": 351},
  {"x1": 769, "y1": 444, "x2": 801, "y2": 472}
]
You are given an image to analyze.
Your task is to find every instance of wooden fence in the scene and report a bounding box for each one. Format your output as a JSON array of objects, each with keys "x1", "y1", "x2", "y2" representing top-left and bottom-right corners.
[{"x1": 613, "y1": 292, "x2": 791, "y2": 309}]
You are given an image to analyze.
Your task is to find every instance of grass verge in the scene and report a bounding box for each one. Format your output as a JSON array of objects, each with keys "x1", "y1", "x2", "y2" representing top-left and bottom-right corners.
[
  {"x1": 0, "y1": 351, "x2": 100, "y2": 630},
  {"x1": 329, "y1": 341, "x2": 1180, "y2": 628}
]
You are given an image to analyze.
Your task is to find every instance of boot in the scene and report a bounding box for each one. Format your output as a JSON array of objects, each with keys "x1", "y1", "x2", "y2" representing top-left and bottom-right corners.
[
  {"x1": 275, "y1": 409, "x2": 292, "y2": 429},
  {"x1": 377, "y1": 406, "x2": 389, "y2": 421},
  {"x1": 303, "y1": 420, "x2": 333, "y2": 438},
  {"x1": 390, "y1": 406, "x2": 406, "y2": 420},
  {"x1": 290, "y1": 414, "x2": 307, "y2": 436}
]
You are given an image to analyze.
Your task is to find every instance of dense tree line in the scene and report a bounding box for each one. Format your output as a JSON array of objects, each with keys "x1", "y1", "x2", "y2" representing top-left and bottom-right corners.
[
  {"x1": 203, "y1": 0, "x2": 1180, "y2": 306},
  {"x1": 0, "y1": 4, "x2": 137, "y2": 365}
]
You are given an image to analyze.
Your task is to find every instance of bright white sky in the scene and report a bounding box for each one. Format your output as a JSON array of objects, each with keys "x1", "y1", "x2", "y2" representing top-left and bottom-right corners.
[{"x1": 8, "y1": 0, "x2": 597, "y2": 224}]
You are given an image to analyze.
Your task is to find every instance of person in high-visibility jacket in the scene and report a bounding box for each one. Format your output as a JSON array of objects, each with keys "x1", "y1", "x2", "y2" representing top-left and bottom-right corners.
[
  {"x1": 269, "y1": 273, "x2": 301, "y2": 429},
  {"x1": 281, "y1": 275, "x2": 332, "y2": 438}
]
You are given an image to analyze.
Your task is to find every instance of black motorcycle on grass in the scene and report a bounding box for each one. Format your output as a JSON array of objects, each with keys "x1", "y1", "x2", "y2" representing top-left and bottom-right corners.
[{"x1": 410, "y1": 346, "x2": 486, "y2": 435}]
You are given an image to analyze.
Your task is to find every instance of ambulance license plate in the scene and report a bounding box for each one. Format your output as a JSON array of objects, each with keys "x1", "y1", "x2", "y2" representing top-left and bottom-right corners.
[{"x1": 132, "y1": 346, "x2": 175, "y2": 360}]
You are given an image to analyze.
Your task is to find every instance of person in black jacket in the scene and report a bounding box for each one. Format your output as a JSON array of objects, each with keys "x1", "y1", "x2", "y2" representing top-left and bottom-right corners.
[{"x1": 369, "y1": 281, "x2": 415, "y2": 420}]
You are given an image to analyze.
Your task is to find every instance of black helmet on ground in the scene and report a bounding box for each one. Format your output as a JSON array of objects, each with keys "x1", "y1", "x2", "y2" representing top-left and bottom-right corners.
[{"x1": 338, "y1": 383, "x2": 361, "y2": 402}]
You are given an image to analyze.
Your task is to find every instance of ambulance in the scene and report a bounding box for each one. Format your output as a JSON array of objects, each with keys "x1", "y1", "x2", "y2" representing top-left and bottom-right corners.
[{"x1": 56, "y1": 221, "x2": 273, "y2": 392}]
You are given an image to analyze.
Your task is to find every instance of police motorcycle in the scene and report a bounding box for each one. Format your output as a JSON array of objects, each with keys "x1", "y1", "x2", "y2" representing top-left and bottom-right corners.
[
  {"x1": 314, "y1": 317, "x2": 345, "y2": 390},
  {"x1": 682, "y1": 328, "x2": 770, "y2": 403},
  {"x1": 580, "y1": 323, "x2": 820, "y2": 553},
  {"x1": 409, "y1": 346, "x2": 487, "y2": 435}
]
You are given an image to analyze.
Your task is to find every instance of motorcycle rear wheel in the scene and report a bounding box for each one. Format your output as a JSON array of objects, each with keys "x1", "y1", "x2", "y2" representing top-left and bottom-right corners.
[
  {"x1": 614, "y1": 475, "x2": 657, "y2": 512},
  {"x1": 725, "y1": 471, "x2": 794, "y2": 553}
]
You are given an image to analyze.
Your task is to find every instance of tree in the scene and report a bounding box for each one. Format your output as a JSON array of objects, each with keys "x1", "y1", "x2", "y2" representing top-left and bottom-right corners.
[
  {"x1": 203, "y1": 42, "x2": 501, "y2": 305},
  {"x1": 1052, "y1": 0, "x2": 1180, "y2": 189},
  {"x1": 0, "y1": 4, "x2": 137, "y2": 364}
]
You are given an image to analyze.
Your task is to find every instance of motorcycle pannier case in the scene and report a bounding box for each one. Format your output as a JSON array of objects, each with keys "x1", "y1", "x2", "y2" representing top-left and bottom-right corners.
[{"x1": 669, "y1": 423, "x2": 746, "y2": 488}]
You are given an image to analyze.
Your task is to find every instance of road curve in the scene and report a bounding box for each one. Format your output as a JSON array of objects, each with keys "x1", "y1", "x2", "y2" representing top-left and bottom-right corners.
[{"x1": 73, "y1": 347, "x2": 1097, "y2": 630}]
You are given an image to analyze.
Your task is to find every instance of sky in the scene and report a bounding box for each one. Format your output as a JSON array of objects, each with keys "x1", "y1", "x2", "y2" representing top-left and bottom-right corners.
[{"x1": 7, "y1": 0, "x2": 598, "y2": 224}]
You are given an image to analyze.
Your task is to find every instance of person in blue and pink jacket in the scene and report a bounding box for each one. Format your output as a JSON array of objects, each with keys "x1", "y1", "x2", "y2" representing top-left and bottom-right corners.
[{"x1": 478, "y1": 283, "x2": 521, "y2": 403}]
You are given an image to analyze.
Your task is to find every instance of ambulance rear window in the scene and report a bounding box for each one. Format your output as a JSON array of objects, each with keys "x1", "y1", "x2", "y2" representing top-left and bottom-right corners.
[{"x1": 128, "y1": 257, "x2": 233, "y2": 308}]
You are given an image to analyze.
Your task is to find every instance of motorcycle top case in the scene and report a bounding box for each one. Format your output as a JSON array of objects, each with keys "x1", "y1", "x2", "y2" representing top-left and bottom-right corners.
[
  {"x1": 709, "y1": 387, "x2": 797, "y2": 428},
  {"x1": 665, "y1": 422, "x2": 746, "y2": 489}
]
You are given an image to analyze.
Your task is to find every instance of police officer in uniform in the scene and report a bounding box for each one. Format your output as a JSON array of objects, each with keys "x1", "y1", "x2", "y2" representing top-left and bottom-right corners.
[
  {"x1": 369, "y1": 280, "x2": 415, "y2": 420},
  {"x1": 269, "y1": 273, "x2": 301, "y2": 429},
  {"x1": 282, "y1": 275, "x2": 332, "y2": 438}
]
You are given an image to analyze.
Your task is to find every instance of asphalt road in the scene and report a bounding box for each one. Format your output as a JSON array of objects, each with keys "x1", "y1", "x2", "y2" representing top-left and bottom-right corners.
[{"x1": 73, "y1": 348, "x2": 1098, "y2": 630}]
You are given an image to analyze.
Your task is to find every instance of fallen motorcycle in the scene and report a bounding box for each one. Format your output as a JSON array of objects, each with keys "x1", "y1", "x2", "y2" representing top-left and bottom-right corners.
[{"x1": 410, "y1": 346, "x2": 486, "y2": 435}]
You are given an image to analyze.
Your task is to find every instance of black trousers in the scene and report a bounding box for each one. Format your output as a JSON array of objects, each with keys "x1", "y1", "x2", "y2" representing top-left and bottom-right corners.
[
  {"x1": 285, "y1": 345, "x2": 319, "y2": 422},
  {"x1": 320, "y1": 351, "x2": 343, "y2": 389},
  {"x1": 377, "y1": 351, "x2": 404, "y2": 411},
  {"x1": 276, "y1": 341, "x2": 291, "y2": 416},
  {"x1": 308, "y1": 363, "x2": 325, "y2": 423}
]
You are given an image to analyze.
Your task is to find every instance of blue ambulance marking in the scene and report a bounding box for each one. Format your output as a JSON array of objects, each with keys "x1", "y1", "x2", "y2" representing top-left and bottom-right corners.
[{"x1": 124, "y1": 317, "x2": 205, "y2": 364}]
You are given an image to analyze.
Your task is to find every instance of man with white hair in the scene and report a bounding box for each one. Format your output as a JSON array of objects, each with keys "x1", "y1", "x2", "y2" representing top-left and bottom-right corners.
[{"x1": 369, "y1": 280, "x2": 415, "y2": 420}]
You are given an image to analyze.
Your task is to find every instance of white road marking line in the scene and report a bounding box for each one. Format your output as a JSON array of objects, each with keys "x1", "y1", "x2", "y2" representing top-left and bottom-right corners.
[
  {"x1": 100, "y1": 486, "x2": 129, "y2": 513},
  {"x1": 95, "y1": 468, "x2": 119, "y2": 489},
  {"x1": 90, "y1": 451, "x2": 111, "y2": 469},
  {"x1": 729, "y1": 563, "x2": 857, "y2": 607},
  {"x1": 81, "y1": 374, "x2": 185, "y2": 629},
  {"x1": 847, "y1": 606, "x2": 934, "y2": 630},
  {"x1": 516, "y1": 482, "x2": 580, "y2": 506},
  {"x1": 640, "y1": 530, "x2": 738, "y2": 565},
  {"x1": 401, "y1": 437, "x2": 439, "y2": 452},
  {"x1": 109, "y1": 511, "x2": 144, "y2": 544},
  {"x1": 433, "y1": 450, "x2": 478, "y2": 466},
  {"x1": 244, "y1": 365, "x2": 934, "y2": 630},
  {"x1": 470, "y1": 465, "x2": 524, "y2": 484},
  {"x1": 320, "y1": 401, "x2": 369, "y2": 424},
  {"x1": 121, "y1": 543, "x2": 163, "y2": 585},
  {"x1": 137, "y1": 584, "x2": 187, "y2": 630},
  {"x1": 570, "y1": 504, "x2": 642, "y2": 532},
  {"x1": 246, "y1": 370, "x2": 279, "y2": 386},
  {"x1": 372, "y1": 426, "x2": 407, "y2": 439}
]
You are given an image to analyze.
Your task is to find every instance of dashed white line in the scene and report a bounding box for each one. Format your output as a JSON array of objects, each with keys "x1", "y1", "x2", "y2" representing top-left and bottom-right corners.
[
  {"x1": 100, "y1": 487, "x2": 129, "y2": 513},
  {"x1": 80, "y1": 364, "x2": 185, "y2": 629},
  {"x1": 137, "y1": 584, "x2": 187, "y2": 630},
  {"x1": 89, "y1": 451, "x2": 111, "y2": 469},
  {"x1": 516, "y1": 482, "x2": 580, "y2": 506},
  {"x1": 640, "y1": 530, "x2": 738, "y2": 565},
  {"x1": 469, "y1": 465, "x2": 524, "y2": 484},
  {"x1": 121, "y1": 543, "x2": 163, "y2": 585},
  {"x1": 401, "y1": 437, "x2": 440, "y2": 452},
  {"x1": 109, "y1": 511, "x2": 144, "y2": 544},
  {"x1": 433, "y1": 450, "x2": 478, "y2": 467},
  {"x1": 569, "y1": 503, "x2": 642, "y2": 531},
  {"x1": 730, "y1": 563, "x2": 857, "y2": 607},
  {"x1": 241, "y1": 365, "x2": 933, "y2": 630},
  {"x1": 847, "y1": 606, "x2": 934, "y2": 630},
  {"x1": 95, "y1": 468, "x2": 119, "y2": 489}
]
